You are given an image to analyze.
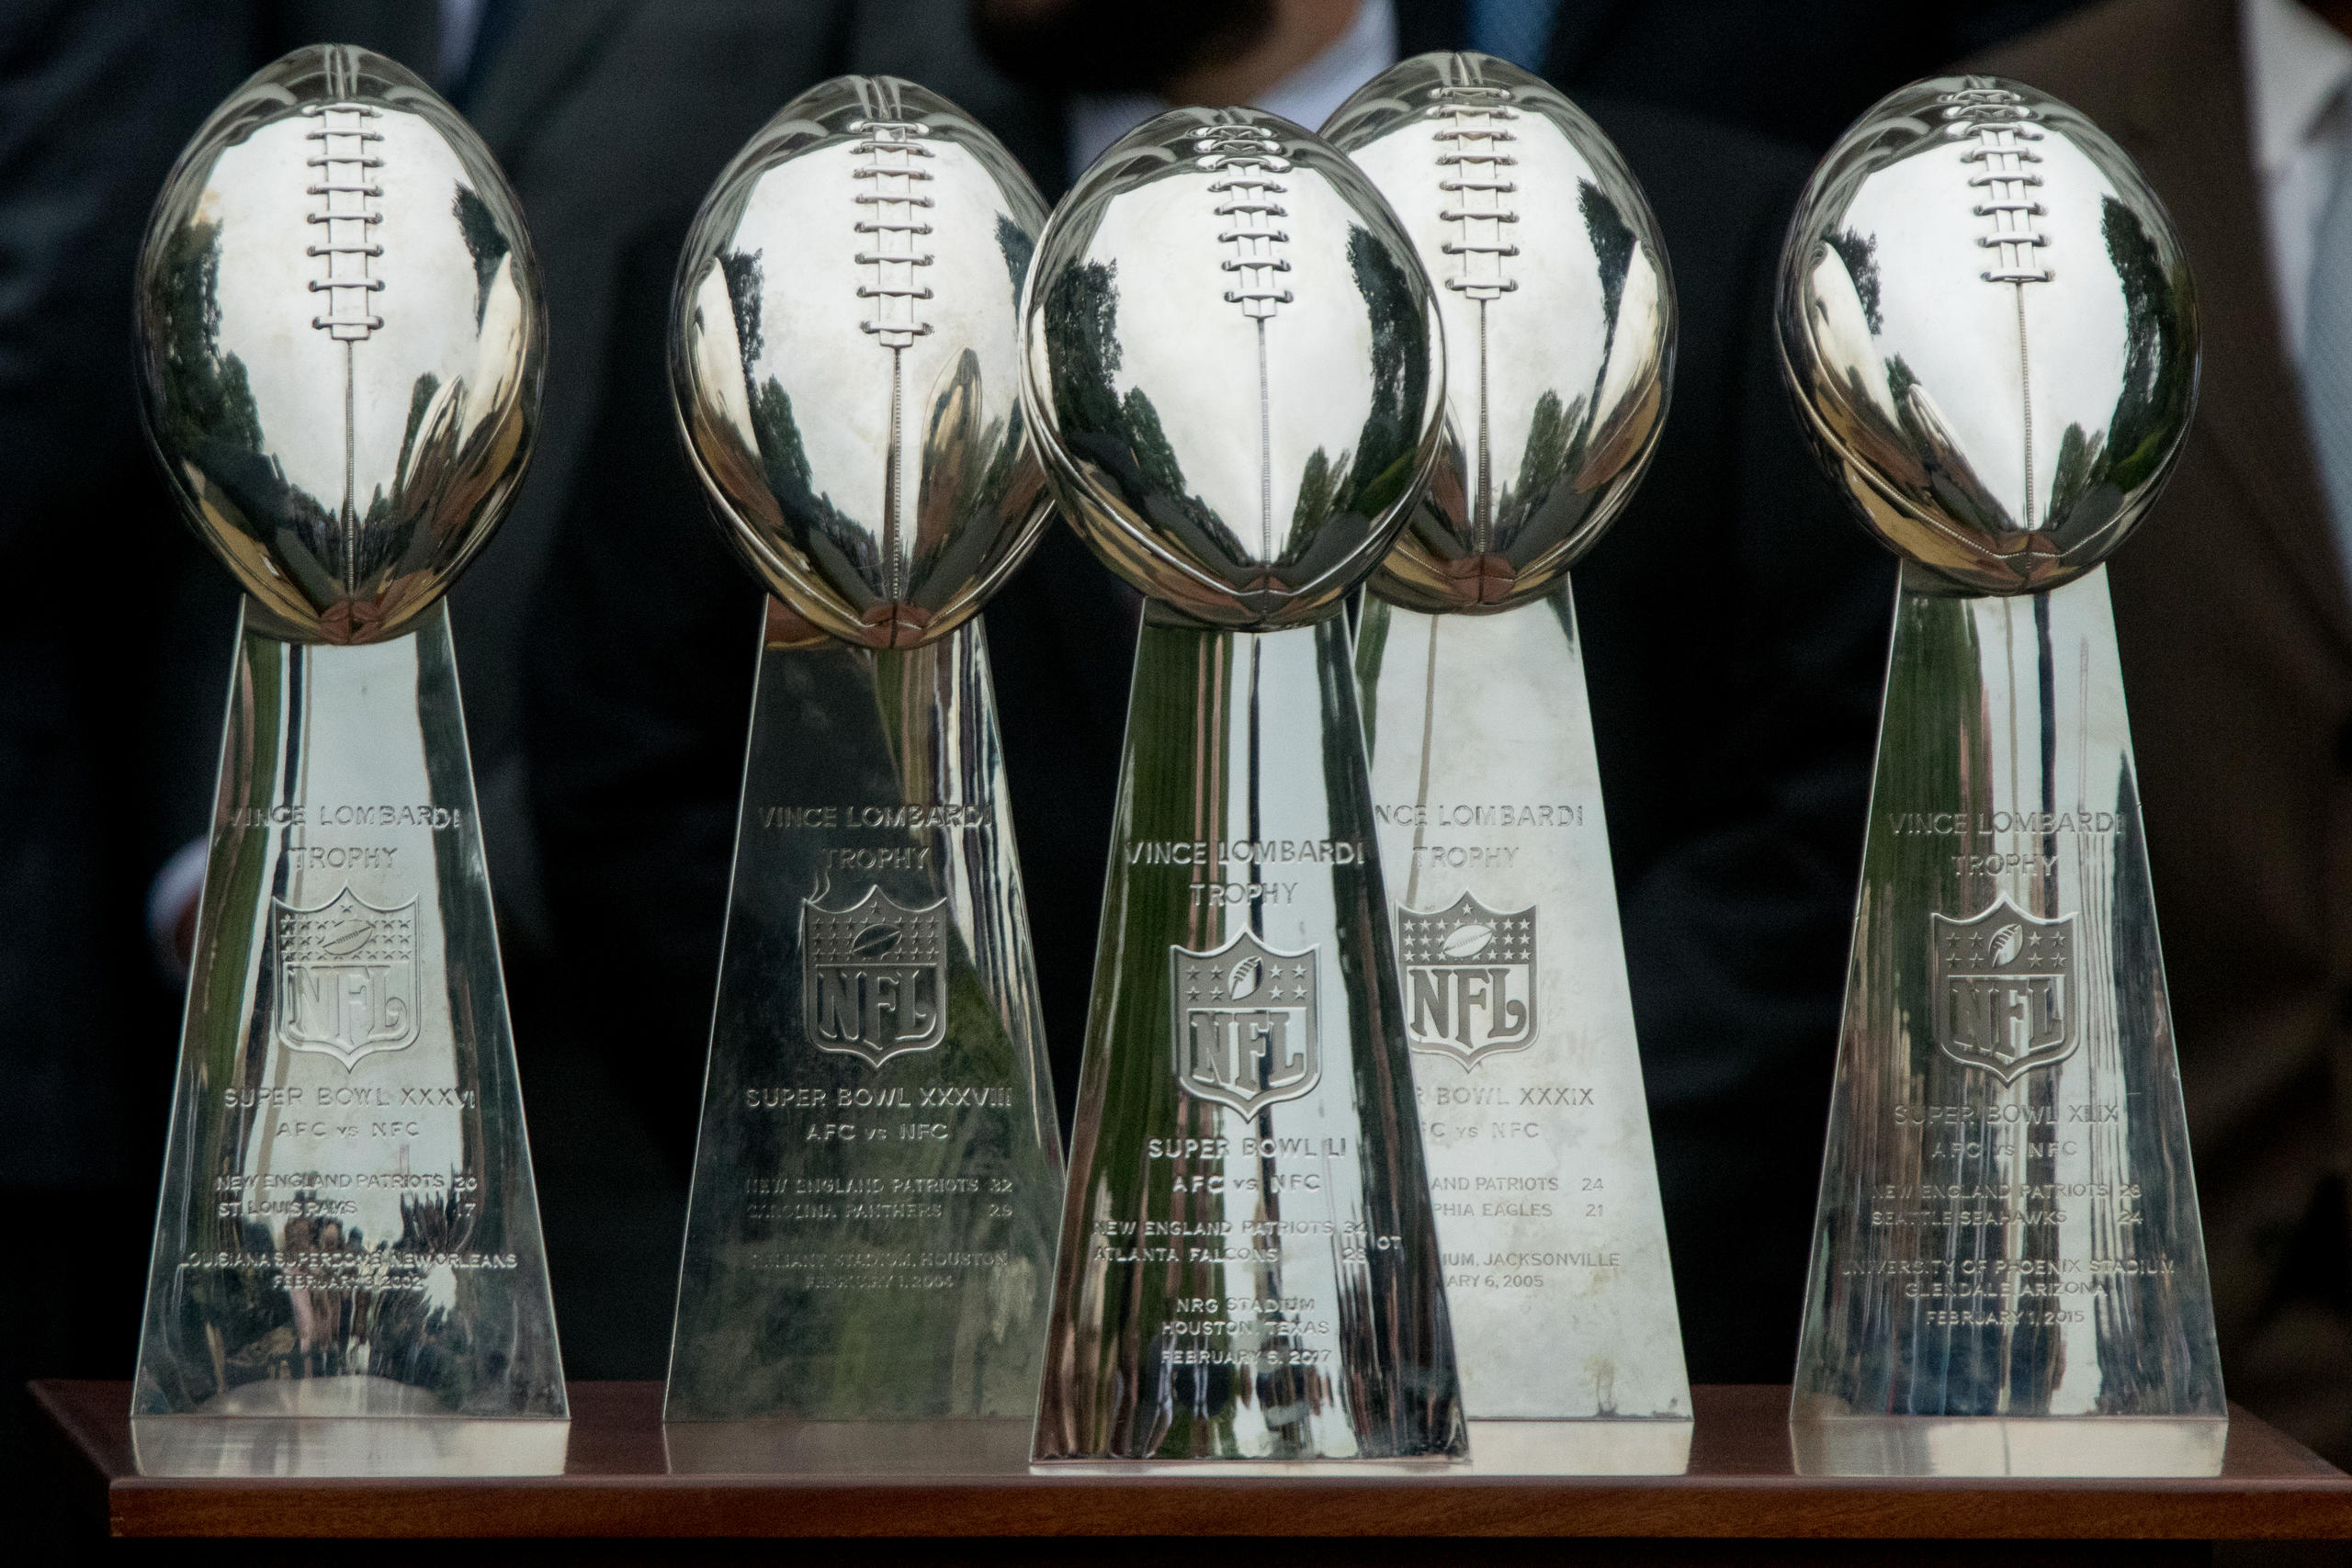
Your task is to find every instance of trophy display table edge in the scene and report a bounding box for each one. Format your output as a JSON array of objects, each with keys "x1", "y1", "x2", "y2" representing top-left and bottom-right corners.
[{"x1": 29, "y1": 1381, "x2": 2352, "y2": 1544}]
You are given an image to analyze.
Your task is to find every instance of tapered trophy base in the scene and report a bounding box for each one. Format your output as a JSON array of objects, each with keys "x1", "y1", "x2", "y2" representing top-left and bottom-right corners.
[
  {"x1": 1036, "y1": 1419, "x2": 1686, "y2": 1477},
  {"x1": 1793, "y1": 567, "x2": 2222, "y2": 1432},
  {"x1": 1035, "y1": 617, "x2": 1465, "y2": 1463},
  {"x1": 662, "y1": 1418, "x2": 1687, "y2": 1477},
  {"x1": 133, "y1": 604, "x2": 564, "y2": 1429},
  {"x1": 1357, "y1": 588, "x2": 1690, "y2": 1427},
  {"x1": 663, "y1": 1416, "x2": 1035, "y2": 1476},
  {"x1": 1791, "y1": 1410, "x2": 2227, "y2": 1479},
  {"x1": 663, "y1": 608, "x2": 1062, "y2": 1424},
  {"x1": 133, "y1": 1382, "x2": 570, "y2": 1478},
  {"x1": 1462, "y1": 1418, "x2": 1692, "y2": 1476}
]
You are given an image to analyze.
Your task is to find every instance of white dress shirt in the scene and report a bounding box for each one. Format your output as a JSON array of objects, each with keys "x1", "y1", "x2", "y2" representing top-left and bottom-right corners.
[
  {"x1": 1067, "y1": 0, "x2": 1399, "y2": 185},
  {"x1": 2245, "y1": 0, "x2": 2352, "y2": 362}
]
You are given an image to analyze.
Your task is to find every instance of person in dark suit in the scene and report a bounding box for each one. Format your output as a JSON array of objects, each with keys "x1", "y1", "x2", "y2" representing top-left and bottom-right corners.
[
  {"x1": 1973, "y1": 0, "x2": 2352, "y2": 1467},
  {"x1": 0, "y1": 6, "x2": 254, "y2": 1544},
  {"x1": 970, "y1": 0, "x2": 2097, "y2": 154},
  {"x1": 0, "y1": 0, "x2": 247, "y2": 1227},
  {"x1": 1544, "y1": 1, "x2": 2092, "y2": 148},
  {"x1": 511, "y1": 0, "x2": 1898, "y2": 1383}
]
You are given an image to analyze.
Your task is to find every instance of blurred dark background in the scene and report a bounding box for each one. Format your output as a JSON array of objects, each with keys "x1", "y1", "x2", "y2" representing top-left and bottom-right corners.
[{"x1": 22, "y1": 0, "x2": 2352, "y2": 1549}]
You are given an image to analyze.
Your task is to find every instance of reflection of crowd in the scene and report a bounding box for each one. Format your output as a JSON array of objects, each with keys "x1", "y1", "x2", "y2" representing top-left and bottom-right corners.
[
  {"x1": 10, "y1": 0, "x2": 2352, "y2": 1500},
  {"x1": 153, "y1": 1181, "x2": 490, "y2": 1404},
  {"x1": 275, "y1": 1211, "x2": 353, "y2": 1385}
]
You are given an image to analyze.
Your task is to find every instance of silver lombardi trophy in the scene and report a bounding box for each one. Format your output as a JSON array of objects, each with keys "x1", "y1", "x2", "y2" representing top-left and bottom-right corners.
[
  {"x1": 662, "y1": 76, "x2": 1064, "y2": 1439},
  {"x1": 1780, "y1": 76, "x2": 2223, "y2": 1474},
  {"x1": 130, "y1": 45, "x2": 564, "y2": 1469},
  {"x1": 1024, "y1": 107, "x2": 1465, "y2": 1462},
  {"x1": 1326, "y1": 52, "x2": 1691, "y2": 1448}
]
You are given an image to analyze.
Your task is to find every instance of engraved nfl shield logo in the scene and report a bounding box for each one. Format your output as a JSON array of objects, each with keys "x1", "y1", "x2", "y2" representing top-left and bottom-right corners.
[
  {"x1": 1928, "y1": 896, "x2": 2078, "y2": 1082},
  {"x1": 1170, "y1": 929, "x2": 1321, "y2": 1118},
  {"x1": 802, "y1": 886, "x2": 950, "y2": 1069},
  {"x1": 274, "y1": 888, "x2": 420, "y2": 1070},
  {"x1": 1397, "y1": 893, "x2": 1537, "y2": 1067}
]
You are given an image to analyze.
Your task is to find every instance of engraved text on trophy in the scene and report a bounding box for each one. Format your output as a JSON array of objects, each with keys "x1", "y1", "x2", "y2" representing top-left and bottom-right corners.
[
  {"x1": 273, "y1": 888, "x2": 419, "y2": 1069},
  {"x1": 1172, "y1": 931, "x2": 1321, "y2": 1118},
  {"x1": 1928, "y1": 896, "x2": 2078, "y2": 1082},
  {"x1": 801, "y1": 886, "x2": 949, "y2": 1069},
  {"x1": 1398, "y1": 893, "x2": 1537, "y2": 1066}
]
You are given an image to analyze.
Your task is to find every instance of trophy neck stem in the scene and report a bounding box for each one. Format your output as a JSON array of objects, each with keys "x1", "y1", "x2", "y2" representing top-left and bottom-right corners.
[
  {"x1": 1114, "y1": 620, "x2": 1346, "y2": 953},
  {"x1": 667, "y1": 610, "x2": 1062, "y2": 1422},
  {"x1": 1354, "y1": 583, "x2": 1692, "y2": 1422},
  {"x1": 1354, "y1": 588, "x2": 1593, "y2": 910},
  {"x1": 1037, "y1": 614, "x2": 1465, "y2": 1461},
  {"x1": 135, "y1": 595, "x2": 564, "y2": 1422}
]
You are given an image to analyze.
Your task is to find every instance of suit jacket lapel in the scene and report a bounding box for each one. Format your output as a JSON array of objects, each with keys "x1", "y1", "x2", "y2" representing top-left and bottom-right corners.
[{"x1": 2112, "y1": 0, "x2": 2352, "y2": 653}]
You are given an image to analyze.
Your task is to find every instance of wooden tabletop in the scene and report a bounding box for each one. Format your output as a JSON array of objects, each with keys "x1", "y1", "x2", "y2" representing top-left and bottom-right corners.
[{"x1": 34, "y1": 1382, "x2": 2352, "y2": 1542}]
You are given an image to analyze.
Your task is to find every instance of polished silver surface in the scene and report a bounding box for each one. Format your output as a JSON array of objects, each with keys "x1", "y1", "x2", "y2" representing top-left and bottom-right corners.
[
  {"x1": 1781, "y1": 77, "x2": 2221, "y2": 1452},
  {"x1": 1324, "y1": 52, "x2": 1671, "y2": 611},
  {"x1": 1020, "y1": 107, "x2": 1443, "y2": 629},
  {"x1": 665, "y1": 1416, "x2": 1035, "y2": 1476},
  {"x1": 136, "y1": 45, "x2": 542, "y2": 645},
  {"x1": 663, "y1": 609, "x2": 1063, "y2": 1422},
  {"x1": 134, "y1": 606, "x2": 565, "y2": 1426},
  {"x1": 664, "y1": 1413, "x2": 1683, "y2": 1479},
  {"x1": 1358, "y1": 591, "x2": 1689, "y2": 1427},
  {"x1": 1340, "y1": 52, "x2": 1688, "y2": 1431},
  {"x1": 1790, "y1": 1408, "x2": 2225, "y2": 1479},
  {"x1": 664, "y1": 78, "x2": 1063, "y2": 1427},
  {"x1": 132, "y1": 45, "x2": 562, "y2": 1433},
  {"x1": 1034, "y1": 622, "x2": 1464, "y2": 1461},
  {"x1": 1792, "y1": 569, "x2": 2223, "y2": 1435},
  {"x1": 673, "y1": 76, "x2": 1053, "y2": 649},
  {"x1": 1028, "y1": 110, "x2": 1462, "y2": 1462},
  {"x1": 1779, "y1": 76, "x2": 2197, "y2": 595},
  {"x1": 132, "y1": 1374, "x2": 569, "y2": 1478}
]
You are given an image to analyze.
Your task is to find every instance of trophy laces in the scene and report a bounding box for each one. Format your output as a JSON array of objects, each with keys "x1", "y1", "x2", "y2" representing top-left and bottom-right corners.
[
  {"x1": 302, "y1": 103, "x2": 386, "y2": 338},
  {"x1": 1428, "y1": 90, "x2": 1521, "y2": 299},
  {"x1": 1195, "y1": 123, "x2": 1295, "y2": 318},
  {"x1": 1946, "y1": 85, "x2": 2052, "y2": 285},
  {"x1": 849, "y1": 115, "x2": 936, "y2": 345},
  {"x1": 1943, "y1": 81, "x2": 2052, "y2": 529}
]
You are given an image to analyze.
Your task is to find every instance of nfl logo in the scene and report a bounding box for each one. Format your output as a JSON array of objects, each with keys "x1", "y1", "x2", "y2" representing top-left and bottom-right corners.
[
  {"x1": 1170, "y1": 929, "x2": 1321, "y2": 1118},
  {"x1": 801, "y1": 886, "x2": 950, "y2": 1069},
  {"x1": 1928, "y1": 895, "x2": 2078, "y2": 1082},
  {"x1": 274, "y1": 888, "x2": 420, "y2": 1070},
  {"x1": 1397, "y1": 893, "x2": 1537, "y2": 1067}
]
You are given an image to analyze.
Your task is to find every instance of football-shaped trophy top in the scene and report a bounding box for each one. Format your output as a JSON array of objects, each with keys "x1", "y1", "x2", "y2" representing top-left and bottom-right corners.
[
  {"x1": 1325, "y1": 52, "x2": 1673, "y2": 613},
  {"x1": 136, "y1": 44, "x2": 543, "y2": 645},
  {"x1": 1780, "y1": 75, "x2": 2199, "y2": 594},
  {"x1": 1022, "y1": 107, "x2": 1443, "y2": 630},
  {"x1": 673, "y1": 75, "x2": 1053, "y2": 650}
]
